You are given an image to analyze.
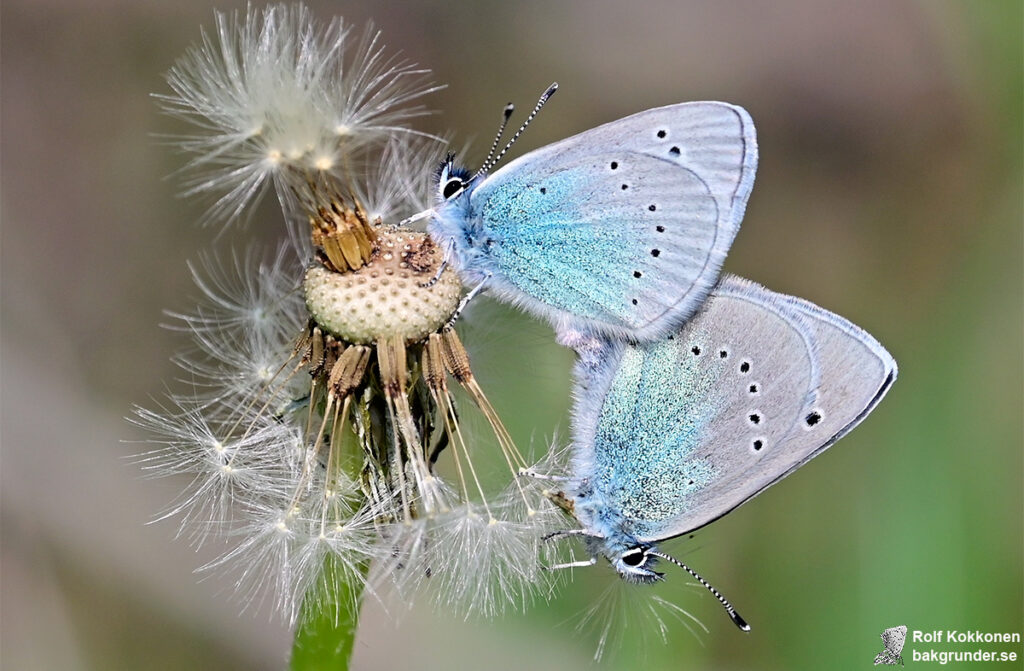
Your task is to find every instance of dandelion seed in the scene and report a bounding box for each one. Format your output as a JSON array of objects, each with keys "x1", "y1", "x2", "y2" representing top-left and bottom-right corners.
[
  {"x1": 351, "y1": 134, "x2": 448, "y2": 224},
  {"x1": 163, "y1": 243, "x2": 308, "y2": 404},
  {"x1": 421, "y1": 503, "x2": 543, "y2": 617},
  {"x1": 573, "y1": 577, "x2": 709, "y2": 663},
  {"x1": 203, "y1": 497, "x2": 379, "y2": 622},
  {"x1": 157, "y1": 3, "x2": 442, "y2": 229},
  {"x1": 130, "y1": 396, "x2": 303, "y2": 544}
]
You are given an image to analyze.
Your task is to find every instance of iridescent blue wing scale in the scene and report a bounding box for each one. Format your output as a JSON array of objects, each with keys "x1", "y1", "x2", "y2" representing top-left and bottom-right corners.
[
  {"x1": 462, "y1": 103, "x2": 757, "y2": 341},
  {"x1": 568, "y1": 276, "x2": 896, "y2": 543}
]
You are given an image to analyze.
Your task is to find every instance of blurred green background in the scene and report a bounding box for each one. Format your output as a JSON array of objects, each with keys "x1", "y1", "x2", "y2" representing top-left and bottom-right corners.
[{"x1": 2, "y1": 1, "x2": 1021, "y2": 669}]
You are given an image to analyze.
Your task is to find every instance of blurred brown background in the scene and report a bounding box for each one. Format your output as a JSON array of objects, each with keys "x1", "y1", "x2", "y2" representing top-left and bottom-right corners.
[{"x1": 2, "y1": 1, "x2": 1021, "y2": 669}]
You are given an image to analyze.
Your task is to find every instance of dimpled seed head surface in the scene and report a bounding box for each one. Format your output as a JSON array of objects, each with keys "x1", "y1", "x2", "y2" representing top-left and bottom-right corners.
[{"x1": 304, "y1": 229, "x2": 462, "y2": 344}]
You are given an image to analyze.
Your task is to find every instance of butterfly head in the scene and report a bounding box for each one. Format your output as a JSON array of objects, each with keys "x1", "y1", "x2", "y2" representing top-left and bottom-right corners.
[
  {"x1": 433, "y1": 83, "x2": 558, "y2": 208},
  {"x1": 435, "y1": 154, "x2": 476, "y2": 204},
  {"x1": 606, "y1": 543, "x2": 663, "y2": 584}
]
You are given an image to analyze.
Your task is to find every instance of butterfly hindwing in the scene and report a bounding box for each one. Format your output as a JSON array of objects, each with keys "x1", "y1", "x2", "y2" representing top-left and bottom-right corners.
[{"x1": 459, "y1": 102, "x2": 757, "y2": 340}]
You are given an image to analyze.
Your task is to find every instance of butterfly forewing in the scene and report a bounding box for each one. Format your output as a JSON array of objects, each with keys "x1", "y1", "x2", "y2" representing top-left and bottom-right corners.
[
  {"x1": 659, "y1": 277, "x2": 893, "y2": 540},
  {"x1": 579, "y1": 276, "x2": 814, "y2": 541},
  {"x1": 573, "y1": 276, "x2": 896, "y2": 543},
  {"x1": 470, "y1": 102, "x2": 757, "y2": 340},
  {"x1": 475, "y1": 151, "x2": 717, "y2": 330},
  {"x1": 774, "y1": 291, "x2": 898, "y2": 447}
]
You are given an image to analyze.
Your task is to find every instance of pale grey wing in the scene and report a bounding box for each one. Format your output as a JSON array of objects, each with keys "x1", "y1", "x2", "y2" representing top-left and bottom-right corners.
[
  {"x1": 471, "y1": 102, "x2": 757, "y2": 341},
  {"x1": 634, "y1": 276, "x2": 896, "y2": 541},
  {"x1": 574, "y1": 276, "x2": 817, "y2": 542},
  {"x1": 771, "y1": 291, "x2": 899, "y2": 449}
]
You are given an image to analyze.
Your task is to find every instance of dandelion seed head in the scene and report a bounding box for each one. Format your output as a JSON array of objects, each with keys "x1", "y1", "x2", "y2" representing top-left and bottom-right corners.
[
  {"x1": 304, "y1": 229, "x2": 460, "y2": 344},
  {"x1": 142, "y1": 3, "x2": 556, "y2": 628}
]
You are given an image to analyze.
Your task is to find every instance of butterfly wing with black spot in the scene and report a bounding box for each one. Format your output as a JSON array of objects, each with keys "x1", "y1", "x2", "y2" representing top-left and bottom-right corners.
[
  {"x1": 463, "y1": 102, "x2": 757, "y2": 342},
  {"x1": 569, "y1": 275, "x2": 896, "y2": 542}
]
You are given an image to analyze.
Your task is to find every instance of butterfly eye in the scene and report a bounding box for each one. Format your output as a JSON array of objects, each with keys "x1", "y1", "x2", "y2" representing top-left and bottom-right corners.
[
  {"x1": 442, "y1": 178, "x2": 465, "y2": 200},
  {"x1": 621, "y1": 548, "x2": 646, "y2": 567}
]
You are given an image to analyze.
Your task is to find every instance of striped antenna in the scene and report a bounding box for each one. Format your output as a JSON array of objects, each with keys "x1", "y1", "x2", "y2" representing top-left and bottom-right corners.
[
  {"x1": 474, "y1": 102, "x2": 516, "y2": 179},
  {"x1": 479, "y1": 82, "x2": 558, "y2": 176},
  {"x1": 650, "y1": 551, "x2": 751, "y2": 632}
]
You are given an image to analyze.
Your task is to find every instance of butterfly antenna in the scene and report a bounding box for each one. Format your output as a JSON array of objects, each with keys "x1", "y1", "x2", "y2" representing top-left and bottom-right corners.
[
  {"x1": 650, "y1": 551, "x2": 751, "y2": 632},
  {"x1": 474, "y1": 102, "x2": 516, "y2": 179},
  {"x1": 482, "y1": 82, "x2": 558, "y2": 175}
]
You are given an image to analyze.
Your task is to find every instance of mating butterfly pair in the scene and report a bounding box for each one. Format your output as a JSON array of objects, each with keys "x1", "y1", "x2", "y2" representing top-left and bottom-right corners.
[{"x1": 422, "y1": 88, "x2": 896, "y2": 629}]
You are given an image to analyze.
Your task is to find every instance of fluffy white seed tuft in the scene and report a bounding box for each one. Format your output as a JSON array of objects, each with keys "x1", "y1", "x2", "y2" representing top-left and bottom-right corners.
[
  {"x1": 157, "y1": 3, "x2": 442, "y2": 228},
  {"x1": 164, "y1": 242, "x2": 308, "y2": 405}
]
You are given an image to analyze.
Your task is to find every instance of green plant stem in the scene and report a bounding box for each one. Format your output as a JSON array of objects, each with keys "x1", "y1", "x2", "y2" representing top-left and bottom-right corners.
[
  {"x1": 290, "y1": 419, "x2": 371, "y2": 671},
  {"x1": 289, "y1": 556, "x2": 370, "y2": 670}
]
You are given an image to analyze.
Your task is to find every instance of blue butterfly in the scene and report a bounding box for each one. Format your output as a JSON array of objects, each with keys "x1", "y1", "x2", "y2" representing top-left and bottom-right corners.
[
  {"x1": 423, "y1": 84, "x2": 757, "y2": 342},
  {"x1": 545, "y1": 276, "x2": 897, "y2": 630}
]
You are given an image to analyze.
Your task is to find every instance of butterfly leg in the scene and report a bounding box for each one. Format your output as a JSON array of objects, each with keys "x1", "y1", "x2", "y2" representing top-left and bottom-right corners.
[
  {"x1": 545, "y1": 556, "x2": 598, "y2": 571},
  {"x1": 419, "y1": 238, "x2": 455, "y2": 288},
  {"x1": 445, "y1": 273, "x2": 491, "y2": 326},
  {"x1": 542, "y1": 529, "x2": 595, "y2": 542},
  {"x1": 542, "y1": 529, "x2": 601, "y2": 571},
  {"x1": 517, "y1": 467, "x2": 569, "y2": 482}
]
